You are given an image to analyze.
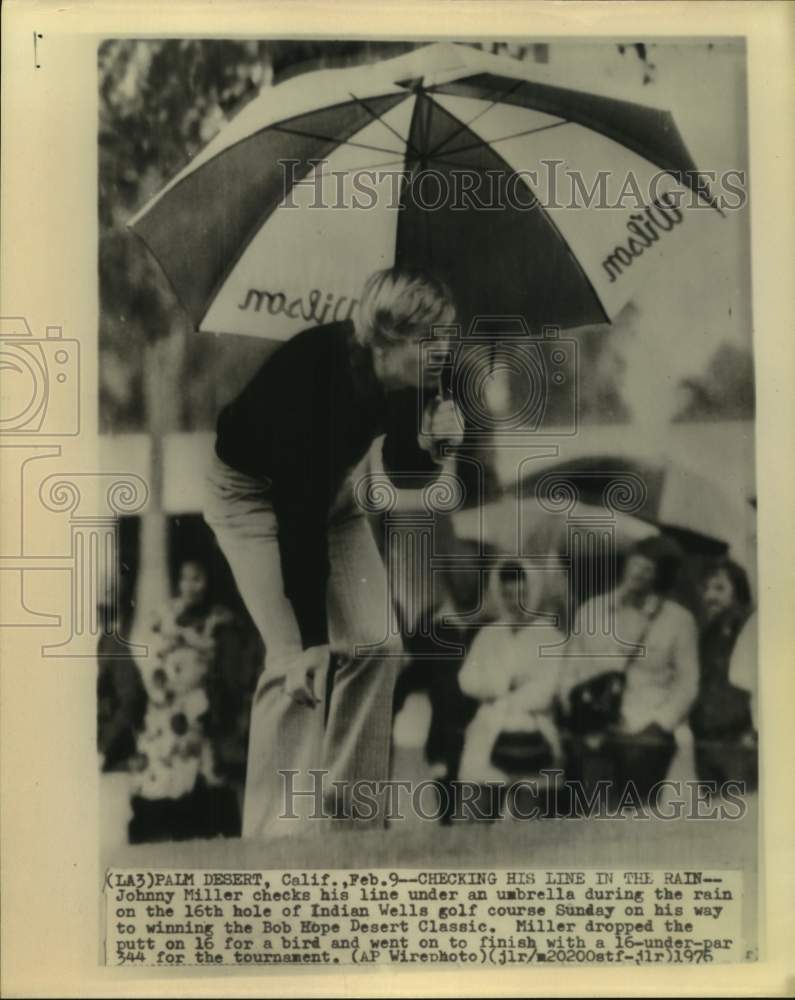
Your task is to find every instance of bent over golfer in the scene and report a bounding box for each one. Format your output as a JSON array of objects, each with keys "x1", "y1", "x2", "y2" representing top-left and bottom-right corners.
[{"x1": 204, "y1": 268, "x2": 462, "y2": 837}]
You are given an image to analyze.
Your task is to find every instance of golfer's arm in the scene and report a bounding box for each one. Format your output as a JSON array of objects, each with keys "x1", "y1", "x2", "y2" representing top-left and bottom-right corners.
[
  {"x1": 268, "y1": 399, "x2": 333, "y2": 652},
  {"x1": 273, "y1": 501, "x2": 330, "y2": 651},
  {"x1": 381, "y1": 389, "x2": 447, "y2": 486}
]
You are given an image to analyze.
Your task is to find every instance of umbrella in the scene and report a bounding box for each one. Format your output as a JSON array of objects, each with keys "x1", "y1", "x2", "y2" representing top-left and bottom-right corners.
[
  {"x1": 452, "y1": 490, "x2": 658, "y2": 556},
  {"x1": 129, "y1": 42, "x2": 722, "y2": 340},
  {"x1": 447, "y1": 485, "x2": 660, "y2": 632},
  {"x1": 517, "y1": 453, "x2": 749, "y2": 555}
]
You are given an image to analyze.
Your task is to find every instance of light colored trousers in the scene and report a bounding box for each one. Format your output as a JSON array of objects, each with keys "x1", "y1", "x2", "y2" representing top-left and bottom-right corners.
[{"x1": 203, "y1": 453, "x2": 403, "y2": 839}]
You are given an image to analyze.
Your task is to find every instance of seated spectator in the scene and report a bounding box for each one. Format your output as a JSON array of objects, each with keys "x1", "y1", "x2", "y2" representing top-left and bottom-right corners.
[
  {"x1": 393, "y1": 597, "x2": 477, "y2": 782},
  {"x1": 458, "y1": 560, "x2": 565, "y2": 809},
  {"x1": 729, "y1": 609, "x2": 758, "y2": 730},
  {"x1": 150, "y1": 558, "x2": 235, "y2": 657},
  {"x1": 690, "y1": 559, "x2": 757, "y2": 790},
  {"x1": 558, "y1": 536, "x2": 698, "y2": 808}
]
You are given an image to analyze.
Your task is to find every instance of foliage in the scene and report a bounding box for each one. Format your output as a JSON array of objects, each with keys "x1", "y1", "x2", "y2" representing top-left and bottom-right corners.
[
  {"x1": 98, "y1": 40, "x2": 410, "y2": 431},
  {"x1": 675, "y1": 342, "x2": 756, "y2": 421}
]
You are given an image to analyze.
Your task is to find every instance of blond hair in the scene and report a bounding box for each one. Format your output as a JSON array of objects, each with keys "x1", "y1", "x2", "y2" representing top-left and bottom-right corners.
[{"x1": 354, "y1": 268, "x2": 456, "y2": 348}]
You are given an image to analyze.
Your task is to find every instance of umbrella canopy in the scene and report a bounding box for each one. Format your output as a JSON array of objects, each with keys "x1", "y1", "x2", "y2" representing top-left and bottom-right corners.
[
  {"x1": 129, "y1": 42, "x2": 721, "y2": 340},
  {"x1": 518, "y1": 453, "x2": 749, "y2": 555},
  {"x1": 452, "y1": 491, "x2": 658, "y2": 555}
]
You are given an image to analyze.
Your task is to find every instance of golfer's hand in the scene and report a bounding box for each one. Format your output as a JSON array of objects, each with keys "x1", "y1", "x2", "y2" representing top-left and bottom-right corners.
[
  {"x1": 284, "y1": 645, "x2": 328, "y2": 708},
  {"x1": 419, "y1": 399, "x2": 464, "y2": 456}
]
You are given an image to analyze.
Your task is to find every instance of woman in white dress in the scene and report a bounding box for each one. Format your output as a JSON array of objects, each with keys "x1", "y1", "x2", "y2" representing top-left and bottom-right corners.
[{"x1": 458, "y1": 560, "x2": 565, "y2": 802}]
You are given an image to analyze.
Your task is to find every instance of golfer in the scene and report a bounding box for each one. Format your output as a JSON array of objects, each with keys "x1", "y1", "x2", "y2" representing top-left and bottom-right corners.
[{"x1": 204, "y1": 268, "x2": 462, "y2": 837}]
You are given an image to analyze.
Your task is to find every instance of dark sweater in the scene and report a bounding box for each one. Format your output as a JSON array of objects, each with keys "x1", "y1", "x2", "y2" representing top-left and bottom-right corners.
[{"x1": 215, "y1": 320, "x2": 439, "y2": 649}]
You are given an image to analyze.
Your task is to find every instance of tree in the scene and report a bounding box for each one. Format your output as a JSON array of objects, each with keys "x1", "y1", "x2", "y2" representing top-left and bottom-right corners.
[{"x1": 675, "y1": 342, "x2": 755, "y2": 421}]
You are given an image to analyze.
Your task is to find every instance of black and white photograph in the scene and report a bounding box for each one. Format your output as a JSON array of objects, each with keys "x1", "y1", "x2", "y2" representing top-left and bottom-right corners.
[
  {"x1": 2, "y1": 4, "x2": 794, "y2": 992},
  {"x1": 97, "y1": 30, "x2": 760, "y2": 929}
]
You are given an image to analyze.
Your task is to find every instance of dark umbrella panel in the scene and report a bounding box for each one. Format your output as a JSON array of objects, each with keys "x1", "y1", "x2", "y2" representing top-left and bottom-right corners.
[{"x1": 521, "y1": 455, "x2": 747, "y2": 555}]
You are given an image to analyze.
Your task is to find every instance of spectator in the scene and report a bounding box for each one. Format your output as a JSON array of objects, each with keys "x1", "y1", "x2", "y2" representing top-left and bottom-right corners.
[
  {"x1": 559, "y1": 536, "x2": 699, "y2": 807},
  {"x1": 690, "y1": 559, "x2": 756, "y2": 790},
  {"x1": 394, "y1": 605, "x2": 476, "y2": 763},
  {"x1": 458, "y1": 560, "x2": 565, "y2": 814},
  {"x1": 729, "y1": 609, "x2": 758, "y2": 730},
  {"x1": 128, "y1": 558, "x2": 241, "y2": 842},
  {"x1": 152, "y1": 559, "x2": 235, "y2": 655}
]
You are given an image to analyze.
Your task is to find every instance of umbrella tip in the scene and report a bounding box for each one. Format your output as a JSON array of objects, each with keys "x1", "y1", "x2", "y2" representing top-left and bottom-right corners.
[{"x1": 395, "y1": 75, "x2": 425, "y2": 92}]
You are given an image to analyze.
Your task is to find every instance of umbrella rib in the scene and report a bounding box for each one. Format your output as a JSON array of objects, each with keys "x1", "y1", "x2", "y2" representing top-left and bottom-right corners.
[
  {"x1": 131, "y1": 92, "x2": 411, "y2": 224},
  {"x1": 425, "y1": 77, "x2": 526, "y2": 159},
  {"x1": 346, "y1": 91, "x2": 421, "y2": 158},
  {"x1": 403, "y1": 153, "x2": 538, "y2": 179},
  {"x1": 434, "y1": 120, "x2": 571, "y2": 160},
  {"x1": 476, "y1": 136, "x2": 611, "y2": 326},
  {"x1": 309, "y1": 157, "x2": 408, "y2": 179},
  {"x1": 420, "y1": 94, "x2": 432, "y2": 162},
  {"x1": 269, "y1": 123, "x2": 405, "y2": 158}
]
